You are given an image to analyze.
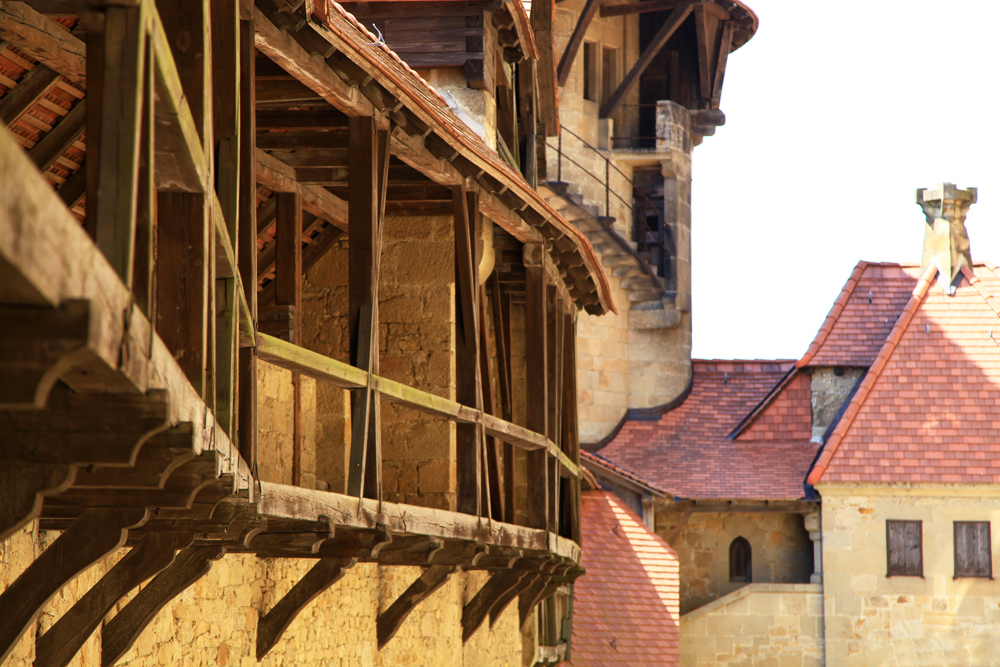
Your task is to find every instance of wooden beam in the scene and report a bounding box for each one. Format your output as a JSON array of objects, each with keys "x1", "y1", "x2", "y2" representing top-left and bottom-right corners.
[
  {"x1": 693, "y1": 3, "x2": 721, "y2": 108},
  {"x1": 254, "y1": 148, "x2": 348, "y2": 228},
  {"x1": 34, "y1": 533, "x2": 193, "y2": 667},
  {"x1": 346, "y1": 115, "x2": 384, "y2": 499},
  {"x1": 600, "y1": 0, "x2": 720, "y2": 17},
  {"x1": 28, "y1": 98, "x2": 85, "y2": 172},
  {"x1": 599, "y1": 3, "x2": 694, "y2": 118},
  {"x1": 517, "y1": 561, "x2": 564, "y2": 629},
  {"x1": 0, "y1": 507, "x2": 148, "y2": 665},
  {"x1": 479, "y1": 284, "x2": 503, "y2": 522},
  {"x1": 488, "y1": 569, "x2": 544, "y2": 628},
  {"x1": 100, "y1": 545, "x2": 225, "y2": 667},
  {"x1": 462, "y1": 568, "x2": 529, "y2": 641},
  {"x1": 455, "y1": 185, "x2": 481, "y2": 516},
  {"x1": 377, "y1": 565, "x2": 456, "y2": 648},
  {"x1": 711, "y1": 20, "x2": 733, "y2": 108},
  {"x1": 556, "y1": 0, "x2": 602, "y2": 87},
  {"x1": 530, "y1": 0, "x2": 558, "y2": 135},
  {"x1": 238, "y1": 13, "x2": 258, "y2": 467},
  {"x1": 0, "y1": 63, "x2": 58, "y2": 126},
  {"x1": 256, "y1": 557, "x2": 354, "y2": 659},
  {"x1": 524, "y1": 243, "x2": 548, "y2": 530},
  {"x1": 0, "y1": 2, "x2": 86, "y2": 86}
]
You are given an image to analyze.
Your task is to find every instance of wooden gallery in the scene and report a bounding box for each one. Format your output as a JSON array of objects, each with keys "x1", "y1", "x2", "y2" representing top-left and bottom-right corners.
[{"x1": 0, "y1": 0, "x2": 615, "y2": 665}]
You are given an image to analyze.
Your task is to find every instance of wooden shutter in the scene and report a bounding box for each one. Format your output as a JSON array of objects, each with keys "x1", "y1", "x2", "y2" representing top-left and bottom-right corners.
[
  {"x1": 955, "y1": 522, "x2": 992, "y2": 578},
  {"x1": 887, "y1": 520, "x2": 922, "y2": 576}
]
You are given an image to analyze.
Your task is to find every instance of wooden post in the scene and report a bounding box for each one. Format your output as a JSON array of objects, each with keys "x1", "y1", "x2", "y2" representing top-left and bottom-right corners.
[
  {"x1": 211, "y1": 0, "x2": 242, "y2": 438},
  {"x1": 479, "y1": 285, "x2": 503, "y2": 522},
  {"x1": 563, "y1": 311, "x2": 582, "y2": 544},
  {"x1": 236, "y1": 13, "x2": 257, "y2": 469},
  {"x1": 524, "y1": 243, "x2": 548, "y2": 530},
  {"x1": 347, "y1": 115, "x2": 383, "y2": 500},
  {"x1": 454, "y1": 185, "x2": 480, "y2": 516},
  {"x1": 275, "y1": 192, "x2": 302, "y2": 485},
  {"x1": 500, "y1": 289, "x2": 516, "y2": 522}
]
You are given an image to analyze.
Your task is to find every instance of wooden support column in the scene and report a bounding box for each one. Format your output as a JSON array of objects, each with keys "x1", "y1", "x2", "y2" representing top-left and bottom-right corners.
[
  {"x1": 479, "y1": 284, "x2": 503, "y2": 522},
  {"x1": 274, "y1": 192, "x2": 303, "y2": 484},
  {"x1": 256, "y1": 557, "x2": 354, "y2": 659},
  {"x1": 86, "y1": 3, "x2": 144, "y2": 284},
  {"x1": 34, "y1": 533, "x2": 193, "y2": 667},
  {"x1": 599, "y1": 4, "x2": 694, "y2": 118},
  {"x1": 347, "y1": 115, "x2": 386, "y2": 500},
  {"x1": 500, "y1": 289, "x2": 516, "y2": 522},
  {"x1": 0, "y1": 507, "x2": 148, "y2": 665},
  {"x1": 101, "y1": 545, "x2": 225, "y2": 667},
  {"x1": 530, "y1": 0, "x2": 558, "y2": 135},
  {"x1": 156, "y1": 0, "x2": 213, "y2": 399},
  {"x1": 377, "y1": 565, "x2": 456, "y2": 648},
  {"x1": 454, "y1": 185, "x2": 481, "y2": 516},
  {"x1": 563, "y1": 312, "x2": 582, "y2": 544},
  {"x1": 524, "y1": 243, "x2": 548, "y2": 530},
  {"x1": 546, "y1": 286, "x2": 564, "y2": 534},
  {"x1": 211, "y1": 0, "x2": 242, "y2": 438},
  {"x1": 237, "y1": 11, "x2": 257, "y2": 468}
]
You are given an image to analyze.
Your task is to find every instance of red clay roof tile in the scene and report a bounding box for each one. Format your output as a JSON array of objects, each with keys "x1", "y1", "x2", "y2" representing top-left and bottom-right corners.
[
  {"x1": 597, "y1": 360, "x2": 817, "y2": 500},
  {"x1": 568, "y1": 492, "x2": 680, "y2": 667}
]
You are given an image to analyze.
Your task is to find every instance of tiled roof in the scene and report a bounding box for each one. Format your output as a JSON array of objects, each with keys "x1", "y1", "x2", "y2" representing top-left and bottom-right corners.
[
  {"x1": 736, "y1": 370, "x2": 813, "y2": 442},
  {"x1": 797, "y1": 262, "x2": 922, "y2": 368},
  {"x1": 568, "y1": 492, "x2": 680, "y2": 667},
  {"x1": 598, "y1": 360, "x2": 817, "y2": 500},
  {"x1": 809, "y1": 264, "x2": 1000, "y2": 484},
  {"x1": 581, "y1": 451, "x2": 669, "y2": 497}
]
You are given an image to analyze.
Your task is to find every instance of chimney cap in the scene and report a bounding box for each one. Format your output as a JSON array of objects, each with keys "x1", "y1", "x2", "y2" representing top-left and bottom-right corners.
[{"x1": 917, "y1": 183, "x2": 978, "y2": 206}]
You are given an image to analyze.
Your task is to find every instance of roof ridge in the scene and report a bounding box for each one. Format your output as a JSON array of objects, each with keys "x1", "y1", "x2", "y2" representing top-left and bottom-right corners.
[
  {"x1": 962, "y1": 264, "x2": 1000, "y2": 317},
  {"x1": 582, "y1": 451, "x2": 670, "y2": 496},
  {"x1": 807, "y1": 262, "x2": 938, "y2": 485},
  {"x1": 796, "y1": 261, "x2": 868, "y2": 368}
]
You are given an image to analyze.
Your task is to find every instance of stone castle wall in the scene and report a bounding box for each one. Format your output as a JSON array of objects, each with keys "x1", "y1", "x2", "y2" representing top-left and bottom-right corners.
[
  {"x1": 680, "y1": 583, "x2": 824, "y2": 667},
  {"x1": 657, "y1": 509, "x2": 814, "y2": 615},
  {"x1": 819, "y1": 485, "x2": 1000, "y2": 667}
]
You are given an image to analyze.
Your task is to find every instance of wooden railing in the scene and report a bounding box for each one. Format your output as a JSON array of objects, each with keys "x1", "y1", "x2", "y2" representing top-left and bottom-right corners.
[{"x1": 256, "y1": 331, "x2": 580, "y2": 494}]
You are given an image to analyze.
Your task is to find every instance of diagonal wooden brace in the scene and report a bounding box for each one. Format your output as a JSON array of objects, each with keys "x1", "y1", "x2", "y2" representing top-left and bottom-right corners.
[
  {"x1": 34, "y1": 532, "x2": 194, "y2": 667},
  {"x1": 462, "y1": 568, "x2": 530, "y2": 642},
  {"x1": 256, "y1": 557, "x2": 356, "y2": 659},
  {"x1": 101, "y1": 545, "x2": 226, "y2": 667},
  {"x1": 377, "y1": 564, "x2": 456, "y2": 649},
  {"x1": 518, "y1": 563, "x2": 574, "y2": 629},
  {"x1": 0, "y1": 506, "x2": 149, "y2": 664}
]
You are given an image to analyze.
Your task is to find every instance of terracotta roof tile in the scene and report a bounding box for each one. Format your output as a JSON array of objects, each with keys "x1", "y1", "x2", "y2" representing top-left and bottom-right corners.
[
  {"x1": 798, "y1": 262, "x2": 922, "y2": 368},
  {"x1": 568, "y1": 492, "x2": 680, "y2": 667},
  {"x1": 736, "y1": 371, "x2": 813, "y2": 442},
  {"x1": 598, "y1": 360, "x2": 817, "y2": 500},
  {"x1": 581, "y1": 451, "x2": 670, "y2": 497},
  {"x1": 810, "y1": 264, "x2": 1000, "y2": 485}
]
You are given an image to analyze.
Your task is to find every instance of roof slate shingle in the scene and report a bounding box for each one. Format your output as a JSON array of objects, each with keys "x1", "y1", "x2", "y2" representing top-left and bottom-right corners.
[
  {"x1": 568, "y1": 492, "x2": 680, "y2": 667},
  {"x1": 598, "y1": 360, "x2": 817, "y2": 500}
]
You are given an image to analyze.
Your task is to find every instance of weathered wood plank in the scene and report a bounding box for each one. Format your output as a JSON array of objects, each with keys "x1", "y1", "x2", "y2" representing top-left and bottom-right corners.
[
  {"x1": 0, "y1": 2, "x2": 85, "y2": 85},
  {"x1": 377, "y1": 565, "x2": 455, "y2": 648},
  {"x1": 0, "y1": 63, "x2": 58, "y2": 126},
  {"x1": 100, "y1": 545, "x2": 225, "y2": 667},
  {"x1": 0, "y1": 507, "x2": 148, "y2": 665}
]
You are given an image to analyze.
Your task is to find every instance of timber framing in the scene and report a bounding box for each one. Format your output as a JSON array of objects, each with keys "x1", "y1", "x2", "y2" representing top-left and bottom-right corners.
[{"x1": 0, "y1": 0, "x2": 602, "y2": 660}]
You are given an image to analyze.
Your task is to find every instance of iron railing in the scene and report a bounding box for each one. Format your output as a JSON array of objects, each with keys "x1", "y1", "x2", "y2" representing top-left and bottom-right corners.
[{"x1": 549, "y1": 126, "x2": 673, "y2": 284}]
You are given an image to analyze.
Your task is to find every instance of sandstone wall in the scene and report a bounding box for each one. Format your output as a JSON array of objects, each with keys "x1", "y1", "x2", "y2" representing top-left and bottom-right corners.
[
  {"x1": 809, "y1": 367, "x2": 865, "y2": 441},
  {"x1": 819, "y1": 484, "x2": 1000, "y2": 667},
  {"x1": 1, "y1": 523, "x2": 531, "y2": 667},
  {"x1": 657, "y1": 509, "x2": 814, "y2": 615},
  {"x1": 301, "y1": 214, "x2": 457, "y2": 510},
  {"x1": 680, "y1": 583, "x2": 824, "y2": 667}
]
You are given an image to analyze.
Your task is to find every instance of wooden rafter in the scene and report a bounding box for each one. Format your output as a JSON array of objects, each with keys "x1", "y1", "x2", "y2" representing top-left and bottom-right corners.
[
  {"x1": 0, "y1": 2, "x2": 86, "y2": 86},
  {"x1": 599, "y1": 3, "x2": 694, "y2": 118},
  {"x1": 0, "y1": 63, "x2": 58, "y2": 126}
]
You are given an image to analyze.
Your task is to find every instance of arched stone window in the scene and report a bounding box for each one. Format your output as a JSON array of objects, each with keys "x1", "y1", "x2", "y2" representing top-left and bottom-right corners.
[{"x1": 730, "y1": 537, "x2": 752, "y2": 582}]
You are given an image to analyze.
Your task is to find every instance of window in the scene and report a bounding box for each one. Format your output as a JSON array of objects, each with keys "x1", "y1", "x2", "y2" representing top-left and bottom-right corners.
[
  {"x1": 583, "y1": 42, "x2": 598, "y2": 102},
  {"x1": 886, "y1": 520, "x2": 923, "y2": 576},
  {"x1": 954, "y1": 522, "x2": 992, "y2": 578},
  {"x1": 729, "y1": 537, "x2": 751, "y2": 582}
]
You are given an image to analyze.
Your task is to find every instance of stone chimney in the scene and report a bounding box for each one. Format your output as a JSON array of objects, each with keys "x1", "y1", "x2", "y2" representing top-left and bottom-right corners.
[{"x1": 916, "y1": 183, "x2": 977, "y2": 292}]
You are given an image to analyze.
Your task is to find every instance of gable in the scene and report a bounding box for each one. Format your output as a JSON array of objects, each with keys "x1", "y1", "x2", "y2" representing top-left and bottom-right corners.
[{"x1": 812, "y1": 268, "x2": 1000, "y2": 484}]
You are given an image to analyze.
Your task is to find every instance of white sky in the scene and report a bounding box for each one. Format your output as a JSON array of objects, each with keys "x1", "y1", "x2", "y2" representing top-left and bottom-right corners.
[{"x1": 689, "y1": 0, "x2": 1000, "y2": 360}]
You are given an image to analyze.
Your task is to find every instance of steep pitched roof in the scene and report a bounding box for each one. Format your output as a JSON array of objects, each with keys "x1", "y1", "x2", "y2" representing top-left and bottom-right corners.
[
  {"x1": 731, "y1": 369, "x2": 812, "y2": 442},
  {"x1": 598, "y1": 360, "x2": 817, "y2": 500},
  {"x1": 809, "y1": 264, "x2": 1000, "y2": 484},
  {"x1": 581, "y1": 451, "x2": 669, "y2": 497},
  {"x1": 568, "y1": 492, "x2": 680, "y2": 667},
  {"x1": 797, "y1": 262, "x2": 922, "y2": 368}
]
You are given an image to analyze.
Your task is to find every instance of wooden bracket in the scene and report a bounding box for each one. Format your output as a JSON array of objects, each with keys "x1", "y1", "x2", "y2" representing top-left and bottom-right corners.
[
  {"x1": 0, "y1": 301, "x2": 92, "y2": 409},
  {"x1": 375, "y1": 536, "x2": 444, "y2": 565},
  {"x1": 34, "y1": 532, "x2": 194, "y2": 667},
  {"x1": 0, "y1": 463, "x2": 76, "y2": 542},
  {"x1": 101, "y1": 545, "x2": 226, "y2": 667},
  {"x1": 0, "y1": 506, "x2": 149, "y2": 665},
  {"x1": 256, "y1": 557, "x2": 355, "y2": 659},
  {"x1": 377, "y1": 564, "x2": 456, "y2": 649},
  {"x1": 517, "y1": 561, "x2": 569, "y2": 629},
  {"x1": 461, "y1": 568, "x2": 530, "y2": 641}
]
